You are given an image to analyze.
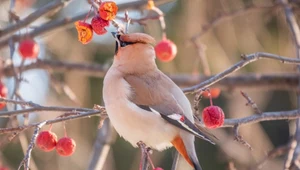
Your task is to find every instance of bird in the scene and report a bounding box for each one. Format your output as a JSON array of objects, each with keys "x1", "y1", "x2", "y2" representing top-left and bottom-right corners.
[{"x1": 103, "y1": 32, "x2": 216, "y2": 170}]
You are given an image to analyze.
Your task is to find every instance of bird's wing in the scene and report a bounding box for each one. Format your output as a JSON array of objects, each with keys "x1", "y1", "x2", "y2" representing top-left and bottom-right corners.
[{"x1": 124, "y1": 72, "x2": 216, "y2": 144}]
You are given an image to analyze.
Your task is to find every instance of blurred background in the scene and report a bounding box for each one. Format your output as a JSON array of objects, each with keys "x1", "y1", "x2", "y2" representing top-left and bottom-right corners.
[{"x1": 0, "y1": 0, "x2": 297, "y2": 170}]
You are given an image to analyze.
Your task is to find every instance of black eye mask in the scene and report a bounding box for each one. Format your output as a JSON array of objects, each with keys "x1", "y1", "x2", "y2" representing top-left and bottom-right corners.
[{"x1": 115, "y1": 34, "x2": 136, "y2": 53}]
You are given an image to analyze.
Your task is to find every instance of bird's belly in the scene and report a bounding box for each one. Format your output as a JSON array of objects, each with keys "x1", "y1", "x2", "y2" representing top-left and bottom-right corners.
[{"x1": 105, "y1": 101, "x2": 178, "y2": 150}]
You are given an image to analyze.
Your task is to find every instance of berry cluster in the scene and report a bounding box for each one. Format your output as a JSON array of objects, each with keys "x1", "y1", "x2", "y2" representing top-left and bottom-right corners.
[
  {"x1": 75, "y1": 1, "x2": 118, "y2": 44},
  {"x1": 36, "y1": 129, "x2": 76, "y2": 156},
  {"x1": 202, "y1": 89, "x2": 225, "y2": 129}
]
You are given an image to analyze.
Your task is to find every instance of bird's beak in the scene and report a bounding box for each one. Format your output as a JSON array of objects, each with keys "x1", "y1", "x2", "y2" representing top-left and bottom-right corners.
[{"x1": 111, "y1": 32, "x2": 118, "y2": 38}]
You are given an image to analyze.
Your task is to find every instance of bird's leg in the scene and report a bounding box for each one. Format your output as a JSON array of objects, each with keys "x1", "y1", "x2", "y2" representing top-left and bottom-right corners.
[
  {"x1": 146, "y1": 147, "x2": 156, "y2": 170},
  {"x1": 137, "y1": 141, "x2": 149, "y2": 170},
  {"x1": 137, "y1": 141, "x2": 156, "y2": 170}
]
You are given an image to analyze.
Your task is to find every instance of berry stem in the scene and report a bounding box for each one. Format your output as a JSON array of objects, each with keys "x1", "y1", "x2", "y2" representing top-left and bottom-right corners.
[
  {"x1": 48, "y1": 124, "x2": 53, "y2": 131},
  {"x1": 84, "y1": 5, "x2": 93, "y2": 22},
  {"x1": 63, "y1": 122, "x2": 67, "y2": 137},
  {"x1": 207, "y1": 89, "x2": 214, "y2": 106}
]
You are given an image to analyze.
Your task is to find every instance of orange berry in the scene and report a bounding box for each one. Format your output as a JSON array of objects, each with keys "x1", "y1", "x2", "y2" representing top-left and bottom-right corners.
[
  {"x1": 74, "y1": 21, "x2": 93, "y2": 44},
  {"x1": 155, "y1": 38, "x2": 177, "y2": 62},
  {"x1": 202, "y1": 106, "x2": 224, "y2": 129},
  {"x1": 36, "y1": 131, "x2": 58, "y2": 152},
  {"x1": 202, "y1": 88, "x2": 221, "y2": 99},
  {"x1": 99, "y1": 1, "x2": 118, "y2": 21},
  {"x1": 91, "y1": 16, "x2": 109, "y2": 35},
  {"x1": 18, "y1": 39, "x2": 39, "y2": 59},
  {"x1": 56, "y1": 137, "x2": 76, "y2": 156},
  {"x1": 147, "y1": 0, "x2": 155, "y2": 9},
  {"x1": 0, "y1": 81, "x2": 7, "y2": 110}
]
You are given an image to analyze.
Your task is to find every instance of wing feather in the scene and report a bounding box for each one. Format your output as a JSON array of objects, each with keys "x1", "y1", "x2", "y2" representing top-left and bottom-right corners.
[{"x1": 127, "y1": 71, "x2": 217, "y2": 144}]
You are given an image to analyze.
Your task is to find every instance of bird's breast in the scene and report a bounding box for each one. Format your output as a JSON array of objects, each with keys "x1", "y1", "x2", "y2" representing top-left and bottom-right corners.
[{"x1": 103, "y1": 69, "x2": 178, "y2": 150}]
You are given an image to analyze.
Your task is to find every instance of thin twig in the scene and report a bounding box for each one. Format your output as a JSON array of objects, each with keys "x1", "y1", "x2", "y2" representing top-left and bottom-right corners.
[
  {"x1": 221, "y1": 110, "x2": 300, "y2": 128},
  {"x1": 0, "y1": 109, "x2": 103, "y2": 134},
  {"x1": 171, "y1": 152, "x2": 180, "y2": 170},
  {"x1": 233, "y1": 125, "x2": 253, "y2": 150},
  {"x1": 240, "y1": 91, "x2": 262, "y2": 114},
  {"x1": 192, "y1": 41, "x2": 211, "y2": 76},
  {"x1": 285, "y1": 140, "x2": 298, "y2": 170},
  {"x1": 150, "y1": 5, "x2": 166, "y2": 38},
  {"x1": 0, "y1": 97, "x2": 94, "y2": 117},
  {"x1": 254, "y1": 145, "x2": 289, "y2": 170},
  {"x1": 17, "y1": 121, "x2": 46, "y2": 170},
  {"x1": 87, "y1": 120, "x2": 116, "y2": 170}
]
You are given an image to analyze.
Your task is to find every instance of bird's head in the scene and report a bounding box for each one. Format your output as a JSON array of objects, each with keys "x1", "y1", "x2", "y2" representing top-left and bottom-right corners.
[{"x1": 111, "y1": 32, "x2": 157, "y2": 74}]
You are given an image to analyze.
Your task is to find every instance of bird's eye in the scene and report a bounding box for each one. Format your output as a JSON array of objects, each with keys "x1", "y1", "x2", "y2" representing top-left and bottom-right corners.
[{"x1": 120, "y1": 41, "x2": 135, "y2": 47}]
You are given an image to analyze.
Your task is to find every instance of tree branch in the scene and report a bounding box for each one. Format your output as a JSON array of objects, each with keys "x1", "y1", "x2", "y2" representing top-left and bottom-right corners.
[
  {"x1": 2, "y1": 56, "x2": 300, "y2": 90},
  {"x1": 221, "y1": 110, "x2": 300, "y2": 128},
  {"x1": 182, "y1": 52, "x2": 300, "y2": 94},
  {"x1": 0, "y1": 0, "x2": 72, "y2": 39}
]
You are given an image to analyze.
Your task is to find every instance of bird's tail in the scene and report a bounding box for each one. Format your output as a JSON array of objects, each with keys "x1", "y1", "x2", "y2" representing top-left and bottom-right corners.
[{"x1": 171, "y1": 135, "x2": 202, "y2": 170}]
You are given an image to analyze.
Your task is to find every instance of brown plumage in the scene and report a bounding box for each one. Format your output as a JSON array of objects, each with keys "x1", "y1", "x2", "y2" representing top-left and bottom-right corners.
[{"x1": 103, "y1": 32, "x2": 216, "y2": 170}]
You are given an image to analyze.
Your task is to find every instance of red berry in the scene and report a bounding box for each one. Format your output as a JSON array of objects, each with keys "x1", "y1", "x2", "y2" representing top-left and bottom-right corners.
[
  {"x1": 155, "y1": 38, "x2": 177, "y2": 62},
  {"x1": 18, "y1": 39, "x2": 39, "y2": 59},
  {"x1": 91, "y1": 16, "x2": 109, "y2": 35},
  {"x1": 154, "y1": 168, "x2": 164, "y2": 170},
  {"x1": 56, "y1": 137, "x2": 76, "y2": 156},
  {"x1": 202, "y1": 88, "x2": 221, "y2": 99},
  {"x1": 202, "y1": 106, "x2": 224, "y2": 129},
  {"x1": 36, "y1": 131, "x2": 57, "y2": 152},
  {"x1": 0, "y1": 167, "x2": 9, "y2": 170},
  {"x1": 0, "y1": 81, "x2": 7, "y2": 110}
]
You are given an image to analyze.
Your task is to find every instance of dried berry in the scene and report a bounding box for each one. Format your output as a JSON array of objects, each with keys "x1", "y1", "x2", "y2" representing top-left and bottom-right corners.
[
  {"x1": 155, "y1": 38, "x2": 177, "y2": 62},
  {"x1": 75, "y1": 21, "x2": 93, "y2": 44},
  {"x1": 99, "y1": 1, "x2": 118, "y2": 21},
  {"x1": 91, "y1": 16, "x2": 109, "y2": 35},
  {"x1": 18, "y1": 39, "x2": 39, "y2": 59},
  {"x1": 36, "y1": 131, "x2": 58, "y2": 152},
  {"x1": 202, "y1": 106, "x2": 224, "y2": 129},
  {"x1": 202, "y1": 88, "x2": 221, "y2": 99},
  {"x1": 56, "y1": 137, "x2": 76, "y2": 156}
]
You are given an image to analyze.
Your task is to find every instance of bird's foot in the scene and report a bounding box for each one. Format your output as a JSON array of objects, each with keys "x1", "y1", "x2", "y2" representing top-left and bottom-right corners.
[{"x1": 137, "y1": 141, "x2": 155, "y2": 170}]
